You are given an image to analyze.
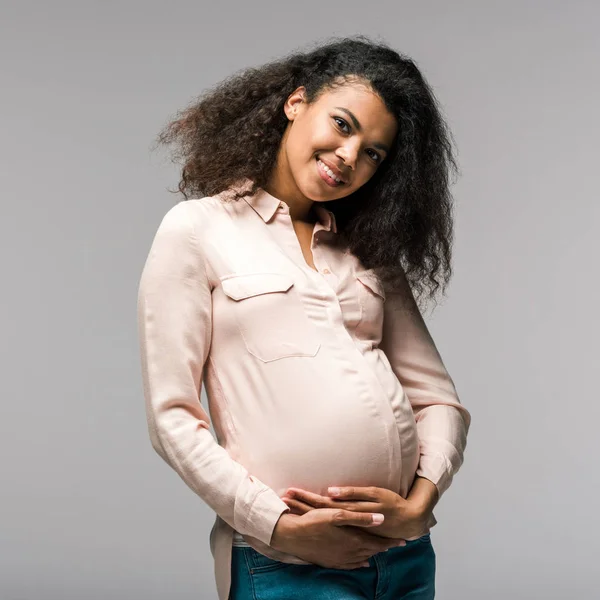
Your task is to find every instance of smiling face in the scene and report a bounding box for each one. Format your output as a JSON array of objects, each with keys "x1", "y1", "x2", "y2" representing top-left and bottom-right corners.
[{"x1": 277, "y1": 80, "x2": 398, "y2": 204}]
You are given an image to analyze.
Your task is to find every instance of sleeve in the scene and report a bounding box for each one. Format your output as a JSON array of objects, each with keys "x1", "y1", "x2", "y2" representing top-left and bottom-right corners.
[
  {"x1": 136, "y1": 200, "x2": 289, "y2": 545},
  {"x1": 379, "y1": 269, "x2": 472, "y2": 502}
]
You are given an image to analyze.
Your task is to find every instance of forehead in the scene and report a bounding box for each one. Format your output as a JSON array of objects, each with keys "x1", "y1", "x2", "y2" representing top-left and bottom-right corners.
[{"x1": 317, "y1": 83, "x2": 380, "y2": 108}]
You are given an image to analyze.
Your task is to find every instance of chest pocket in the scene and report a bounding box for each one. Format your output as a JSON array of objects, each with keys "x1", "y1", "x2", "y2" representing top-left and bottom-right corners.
[
  {"x1": 355, "y1": 269, "x2": 386, "y2": 344},
  {"x1": 220, "y1": 272, "x2": 321, "y2": 362}
]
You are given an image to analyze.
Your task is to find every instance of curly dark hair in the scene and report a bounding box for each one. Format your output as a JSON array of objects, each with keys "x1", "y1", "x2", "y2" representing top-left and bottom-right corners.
[{"x1": 153, "y1": 34, "x2": 460, "y2": 312}]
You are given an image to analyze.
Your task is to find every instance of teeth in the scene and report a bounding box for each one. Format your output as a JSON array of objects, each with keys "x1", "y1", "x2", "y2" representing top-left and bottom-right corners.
[{"x1": 318, "y1": 159, "x2": 342, "y2": 183}]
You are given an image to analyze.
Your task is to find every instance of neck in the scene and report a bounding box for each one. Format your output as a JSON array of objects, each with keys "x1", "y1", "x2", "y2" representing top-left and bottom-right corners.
[{"x1": 263, "y1": 179, "x2": 315, "y2": 224}]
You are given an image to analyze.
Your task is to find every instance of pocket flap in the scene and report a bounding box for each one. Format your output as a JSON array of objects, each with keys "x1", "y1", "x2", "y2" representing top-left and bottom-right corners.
[
  {"x1": 355, "y1": 270, "x2": 386, "y2": 300},
  {"x1": 221, "y1": 272, "x2": 294, "y2": 301}
]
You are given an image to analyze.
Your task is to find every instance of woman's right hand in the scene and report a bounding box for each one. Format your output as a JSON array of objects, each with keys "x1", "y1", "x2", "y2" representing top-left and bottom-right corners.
[{"x1": 270, "y1": 509, "x2": 406, "y2": 570}]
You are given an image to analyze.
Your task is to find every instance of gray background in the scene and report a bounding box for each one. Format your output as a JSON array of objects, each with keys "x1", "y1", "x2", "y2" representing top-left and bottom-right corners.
[{"x1": 1, "y1": 1, "x2": 598, "y2": 598}]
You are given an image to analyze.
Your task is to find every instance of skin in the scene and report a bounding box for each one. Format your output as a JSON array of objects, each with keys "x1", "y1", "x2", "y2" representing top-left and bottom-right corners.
[
  {"x1": 264, "y1": 78, "x2": 398, "y2": 223},
  {"x1": 280, "y1": 476, "x2": 439, "y2": 536},
  {"x1": 266, "y1": 80, "x2": 440, "y2": 569}
]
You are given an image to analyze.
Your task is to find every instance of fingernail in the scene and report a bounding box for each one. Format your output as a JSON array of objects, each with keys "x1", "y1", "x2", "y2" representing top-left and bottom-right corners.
[
  {"x1": 371, "y1": 513, "x2": 384, "y2": 524},
  {"x1": 328, "y1": 487, "x2": 341, "y2": 496}
]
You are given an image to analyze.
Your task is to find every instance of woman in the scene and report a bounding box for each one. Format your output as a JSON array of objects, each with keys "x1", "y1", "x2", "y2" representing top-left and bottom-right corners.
[{"x1": 137, "y1": 35, "x2": 471, "y2": 600}]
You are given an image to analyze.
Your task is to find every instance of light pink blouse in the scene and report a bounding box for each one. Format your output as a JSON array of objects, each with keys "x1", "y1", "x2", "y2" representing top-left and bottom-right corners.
[{"x1": 137, "y1": 182, "x2": 471, "y2": 600}]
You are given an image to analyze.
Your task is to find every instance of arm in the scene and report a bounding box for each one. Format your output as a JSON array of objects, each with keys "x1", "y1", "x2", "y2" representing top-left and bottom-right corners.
[
  {"x1": 380, "y1": 269, "x2": 472, "y2": 503},
  {"x1": 137, "y1": 201, "x2": 289, "y2": 544}
]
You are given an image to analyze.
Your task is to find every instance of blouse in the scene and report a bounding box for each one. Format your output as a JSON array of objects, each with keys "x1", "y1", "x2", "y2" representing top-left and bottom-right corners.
[{"x1": 136, "y1": 181, "x2": 471, "y2": 600}]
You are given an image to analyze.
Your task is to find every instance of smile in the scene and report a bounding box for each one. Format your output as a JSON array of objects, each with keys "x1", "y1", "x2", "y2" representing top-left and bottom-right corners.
[{"x1": 316, "y1": 157, "x2": 344, "y2": 187}]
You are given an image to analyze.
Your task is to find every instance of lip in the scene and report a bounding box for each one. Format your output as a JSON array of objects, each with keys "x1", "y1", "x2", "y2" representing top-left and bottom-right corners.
[{"x1": 317, "y1": 156, "x2": 347, "y2": 183}]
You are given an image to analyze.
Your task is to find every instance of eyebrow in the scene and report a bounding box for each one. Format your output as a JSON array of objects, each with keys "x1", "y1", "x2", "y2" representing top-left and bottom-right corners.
[{"x1": 334, "y1": 106, "x2": 390, "y2": 154}]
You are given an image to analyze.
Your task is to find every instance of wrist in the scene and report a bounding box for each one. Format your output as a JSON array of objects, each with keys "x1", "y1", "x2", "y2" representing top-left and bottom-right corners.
[
  {"x1": 269, "y1": 512, "x2": 298, "y2": 552},
  {"x1": 407, "y1": 476, "x2": 439, "y2": 517}
]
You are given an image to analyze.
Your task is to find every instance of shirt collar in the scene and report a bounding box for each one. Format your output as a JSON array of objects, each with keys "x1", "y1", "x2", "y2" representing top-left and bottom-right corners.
[{"x1": 239, "y1": 180, "x2": 337, "y2": 233}]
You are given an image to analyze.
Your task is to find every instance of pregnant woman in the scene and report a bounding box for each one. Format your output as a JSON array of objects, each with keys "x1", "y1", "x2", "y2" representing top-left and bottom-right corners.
[{"x1": 137, "y1": 35, "x2": 472, "y2": 600}]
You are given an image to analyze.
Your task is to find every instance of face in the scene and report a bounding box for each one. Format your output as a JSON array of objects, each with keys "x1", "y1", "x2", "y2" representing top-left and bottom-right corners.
[{"x1": 278, "y1": 80, "x2": 398, "y2": 204}]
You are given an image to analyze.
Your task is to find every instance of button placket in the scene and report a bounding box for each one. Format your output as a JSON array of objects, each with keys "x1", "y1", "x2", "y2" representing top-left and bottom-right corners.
[
  {"x1": 311, "y1": 229, "x2": 334, "y2": 279},
  {"x1": 273, "y1": 202, "x2": 334, "y2": 282}
]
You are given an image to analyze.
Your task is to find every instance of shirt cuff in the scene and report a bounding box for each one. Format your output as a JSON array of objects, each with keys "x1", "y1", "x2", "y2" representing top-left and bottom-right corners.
[
  {"x1": 235, "y1": 484, "x2": 291, "y2": 545},
  {"x1": 416, "y1": 452, "x2": 454, "y2": 500}
]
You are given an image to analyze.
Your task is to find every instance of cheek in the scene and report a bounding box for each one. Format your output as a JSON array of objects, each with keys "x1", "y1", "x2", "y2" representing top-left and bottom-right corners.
[
  {"x1": 302, "y1": 117, "x2": 336, "y2": 153},
  {"x1": 354, "y1": 167, "x2": 375, "y2": 187},
  {"x1": 286, "y1": 125, "x2": 318, "y2": 168},
  {"x1": 310, "y1": 128, "x2": 337, "y2": 155}
]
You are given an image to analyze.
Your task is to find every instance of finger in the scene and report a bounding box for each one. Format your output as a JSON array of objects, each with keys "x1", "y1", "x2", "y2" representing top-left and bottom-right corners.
[
  {"x1": 287, "y1": 489, "x2": 331, "y2": 508},
  {"x1": 360, "y1": 540, "x2": 404, "y2": 556},
  {"x1": 282, "y1": 497, "x2": 312, "y2": 514},
  {"x1": 338, "y1": 560, "x2": 372, "y2": 570},
  {"x1": 282, "y1": 497, "x2": 309, "y2": 509},
  {"x1": 381, "y1": 539, "x2": 407, "y2": 551},
  {"x1": 287, "y1": 489, "x2": 373, "y2": 512},
  {"x1": 328, "y1": 486, "x2": 379, "y2": 501},
  {"x1": 281, "y1": 501, "x2": 304, "y2": 516},
  {"x1": 331, "y1": 509, "x2": 385, "y2": 528}
]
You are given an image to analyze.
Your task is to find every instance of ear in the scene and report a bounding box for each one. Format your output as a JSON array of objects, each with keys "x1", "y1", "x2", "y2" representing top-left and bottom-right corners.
[{"x1": 284, "y1": 86, "x2": 306, "y2": 120}]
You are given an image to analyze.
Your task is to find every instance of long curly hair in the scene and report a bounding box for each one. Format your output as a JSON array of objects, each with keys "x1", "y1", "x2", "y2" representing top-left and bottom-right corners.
[{"x1": 153, "y1": 34, "x2": 459, "y2": 311}]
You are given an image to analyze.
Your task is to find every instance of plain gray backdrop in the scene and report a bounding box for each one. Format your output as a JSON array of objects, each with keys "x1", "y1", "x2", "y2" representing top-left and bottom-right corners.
[{"x1": 1, "y1": 1, "x2": 598, "y2": 598}]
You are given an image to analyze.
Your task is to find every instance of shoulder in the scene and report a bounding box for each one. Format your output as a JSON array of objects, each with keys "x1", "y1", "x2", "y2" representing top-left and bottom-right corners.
[
  {"x1": 158, "y1": 196, "x2": 223, "y2": 236},
  {"x1": 178, "y1": 195, "x2": 231, "y2": 235}
]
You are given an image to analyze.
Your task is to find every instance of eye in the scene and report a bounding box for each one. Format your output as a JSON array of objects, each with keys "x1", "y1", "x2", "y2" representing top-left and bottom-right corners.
[
  {"x1": 333, "y1": 116, "x2": 381, "y2": 163},
  {"x1": 333, "y1": 116, "x2": 350, "y2": 133},
  {"x1": 366, "y1": 149, "x2": 381, "y2": 162}
]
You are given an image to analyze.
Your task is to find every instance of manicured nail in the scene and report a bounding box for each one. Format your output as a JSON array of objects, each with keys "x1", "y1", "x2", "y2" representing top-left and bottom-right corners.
[
  {"x1": 371, "y1": 513, "x2": 384, "y2": 524},
  {"x1": 328, "y1": 487, "x2": 341, "y2": 496}
]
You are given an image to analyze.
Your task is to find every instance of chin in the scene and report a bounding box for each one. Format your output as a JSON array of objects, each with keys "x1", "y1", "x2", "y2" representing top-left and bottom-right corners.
[{"x1": 296, "y1": 178, "x2": 324, "y2": 201}]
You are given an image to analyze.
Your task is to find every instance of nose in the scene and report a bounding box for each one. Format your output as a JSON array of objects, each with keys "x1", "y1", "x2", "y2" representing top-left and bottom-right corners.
[{"x1": 335, "y1": 143, "x2": 358, "y2": 171}]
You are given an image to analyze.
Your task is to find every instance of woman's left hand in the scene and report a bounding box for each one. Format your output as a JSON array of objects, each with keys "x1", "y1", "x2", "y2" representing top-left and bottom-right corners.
[{"x1": 280, "y1": 485, "x2": 428, "y2": 540}]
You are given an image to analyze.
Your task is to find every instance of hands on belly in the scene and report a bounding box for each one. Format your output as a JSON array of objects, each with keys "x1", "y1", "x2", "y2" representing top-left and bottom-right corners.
[
  {"x1": 270, "y1": 508, "x2": 406, "y2": 570},
  {"x1": 280, "y1": 483, "x2": 433, "y2": 540}
]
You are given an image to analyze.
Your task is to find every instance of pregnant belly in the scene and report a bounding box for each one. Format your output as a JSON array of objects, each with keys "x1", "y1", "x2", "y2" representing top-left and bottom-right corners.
[{"x1": 240, "y1": 390, "x2": 406, "y2": 497}]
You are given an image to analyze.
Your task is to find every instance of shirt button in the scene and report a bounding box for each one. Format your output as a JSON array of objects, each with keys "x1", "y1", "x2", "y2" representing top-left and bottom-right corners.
[{"x1": 323, "y1": 269, "x2": 330, "y2": 274}]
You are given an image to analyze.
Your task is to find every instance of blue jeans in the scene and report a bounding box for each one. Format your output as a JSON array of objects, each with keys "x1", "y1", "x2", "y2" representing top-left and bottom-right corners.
[{"x1": 229, "y1": 532, "x2": 436, "y2": 599}]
